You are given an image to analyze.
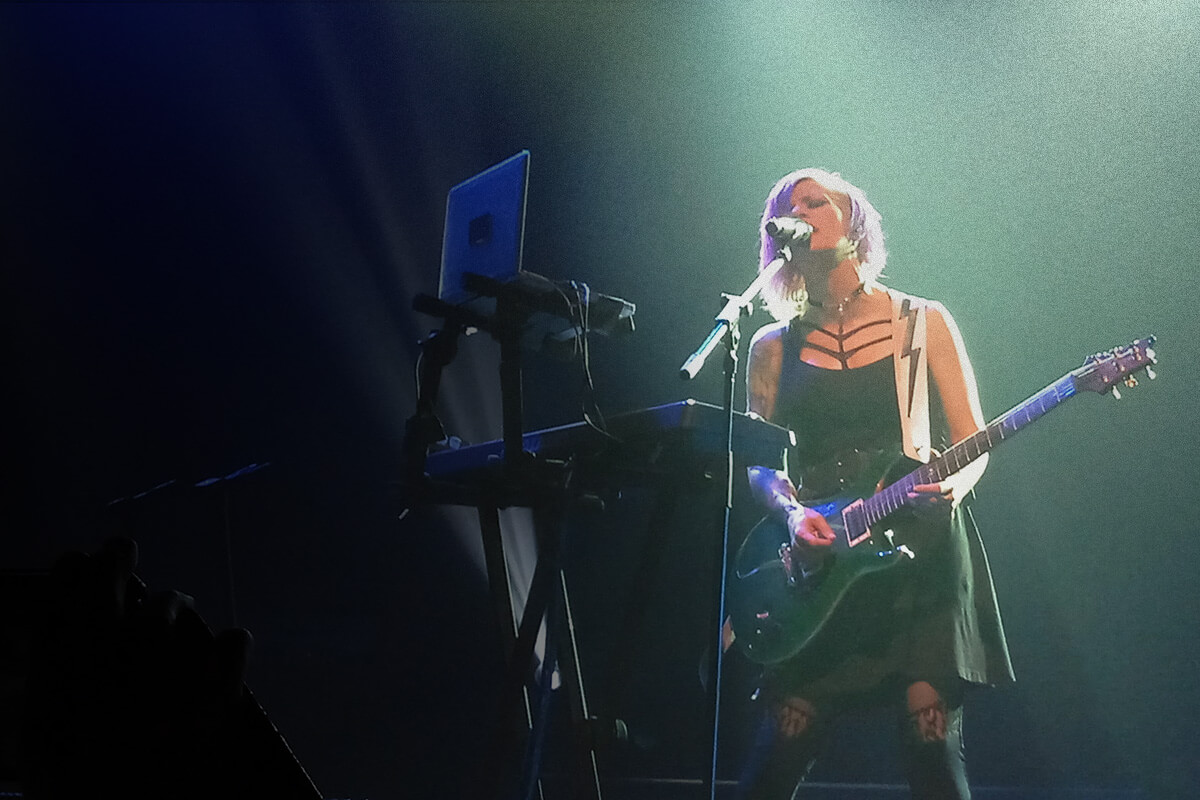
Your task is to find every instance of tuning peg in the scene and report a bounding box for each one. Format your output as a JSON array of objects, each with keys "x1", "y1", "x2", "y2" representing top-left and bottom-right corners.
[
  {"x1": 1124, "y1": 376, "x2": 1139, "y2": 389},
  {"x1": 1146, "y1": 366, "x2": 1157, "y2": 380},
  {"x1": 1111, "y1": 385, "x2": 1122, "y2": 400}
]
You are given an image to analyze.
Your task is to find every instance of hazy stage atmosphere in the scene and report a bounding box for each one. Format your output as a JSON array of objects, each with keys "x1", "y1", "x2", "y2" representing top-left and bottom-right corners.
[{"x1": 3, "y1": 3, "x2": 1198, "y2": 798}]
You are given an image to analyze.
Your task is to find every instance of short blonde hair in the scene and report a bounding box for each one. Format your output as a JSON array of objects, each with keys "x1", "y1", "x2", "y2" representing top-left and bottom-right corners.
[{"x1": 758, "y1": 168, "x2": 886, "y2": 321}]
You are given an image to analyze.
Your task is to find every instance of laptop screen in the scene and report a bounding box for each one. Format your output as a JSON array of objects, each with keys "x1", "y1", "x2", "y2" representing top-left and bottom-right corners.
[{"x1": 437, "y1": 150, "x2": 530, "y2": 307}]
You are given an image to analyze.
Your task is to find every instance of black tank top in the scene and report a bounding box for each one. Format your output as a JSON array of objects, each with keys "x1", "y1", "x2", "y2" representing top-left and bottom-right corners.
[{"x1": 772, "y1": 323, "x2": 903, "y2": 499}]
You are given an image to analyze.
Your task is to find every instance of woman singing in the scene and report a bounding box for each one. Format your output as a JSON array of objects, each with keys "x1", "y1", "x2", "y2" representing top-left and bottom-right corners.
[{"x1": 734, "y1": 169, "x2": 1014, "y2": 799}]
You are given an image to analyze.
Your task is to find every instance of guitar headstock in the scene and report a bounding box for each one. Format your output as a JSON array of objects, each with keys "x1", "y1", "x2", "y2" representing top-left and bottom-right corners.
[{"x1": 1072, "y1": 336, "x2": 1158, "y2": 397}]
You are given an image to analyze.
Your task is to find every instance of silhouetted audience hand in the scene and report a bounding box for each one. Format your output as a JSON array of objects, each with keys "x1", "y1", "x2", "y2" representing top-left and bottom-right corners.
[{"x1": 20, "y1": 537, "x2": 270, "y2": 800}]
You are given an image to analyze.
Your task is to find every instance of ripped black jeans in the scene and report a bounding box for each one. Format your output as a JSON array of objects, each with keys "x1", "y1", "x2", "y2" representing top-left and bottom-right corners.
[{"x1": 735, "y1": 680, "x2": 971, "y2": 800}]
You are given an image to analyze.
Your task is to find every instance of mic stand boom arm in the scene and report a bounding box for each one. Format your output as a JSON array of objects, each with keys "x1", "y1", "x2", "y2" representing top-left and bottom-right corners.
[{"x1": 678, "y1": 249, "x2": 791, "y2": 381}]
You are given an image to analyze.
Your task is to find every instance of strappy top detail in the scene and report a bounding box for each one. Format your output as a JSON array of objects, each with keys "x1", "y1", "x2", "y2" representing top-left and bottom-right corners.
[{"x1": 792, "y1": 317, "x2": 892, "y2": 369}]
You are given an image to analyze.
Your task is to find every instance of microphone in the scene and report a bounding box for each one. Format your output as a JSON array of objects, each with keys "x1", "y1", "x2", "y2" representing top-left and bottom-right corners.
[{"x1": 765, "y1": 217, "x2": 813, "y2": 243}]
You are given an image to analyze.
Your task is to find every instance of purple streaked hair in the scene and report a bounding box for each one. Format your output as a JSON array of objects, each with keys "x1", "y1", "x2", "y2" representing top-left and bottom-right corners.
[{"x1": 758, "y1": 168, "x2": 887, "y2": 322}]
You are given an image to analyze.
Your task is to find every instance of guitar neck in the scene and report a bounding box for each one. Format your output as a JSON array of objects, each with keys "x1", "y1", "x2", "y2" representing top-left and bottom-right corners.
[{"x1": 862, "y1": 372, "x2": 1078, "y2": 526}]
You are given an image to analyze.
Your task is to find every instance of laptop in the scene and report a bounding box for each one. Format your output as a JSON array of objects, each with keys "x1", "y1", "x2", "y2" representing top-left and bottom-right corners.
[{"x1": 437, "y1": 150, "x2": 530, "y2": 309}]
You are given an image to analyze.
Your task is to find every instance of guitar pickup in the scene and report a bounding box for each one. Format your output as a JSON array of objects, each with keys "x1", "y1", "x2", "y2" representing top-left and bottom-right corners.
[{"x1": 842, "y1": 499, "x2": 871, "y2": 548}]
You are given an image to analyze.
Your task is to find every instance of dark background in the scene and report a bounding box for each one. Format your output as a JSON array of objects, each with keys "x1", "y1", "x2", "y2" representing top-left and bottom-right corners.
[{"x1": 3, "y1": 3, "x2": 1197, "y2": 798}]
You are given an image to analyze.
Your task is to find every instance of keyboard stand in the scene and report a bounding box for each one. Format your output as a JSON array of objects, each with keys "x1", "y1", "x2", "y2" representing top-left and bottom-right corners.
[{"x1": 406, "y1": 279, "x2": 616, "y2": 800}]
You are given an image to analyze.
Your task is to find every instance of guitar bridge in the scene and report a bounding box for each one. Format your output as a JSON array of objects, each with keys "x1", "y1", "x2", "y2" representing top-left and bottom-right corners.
[
  {"x1": 780, "y1": 542, "x2": 824, "y2": 585},
  {"x1": 778, "y1": 543, "x2": 796, "y2": 586}
]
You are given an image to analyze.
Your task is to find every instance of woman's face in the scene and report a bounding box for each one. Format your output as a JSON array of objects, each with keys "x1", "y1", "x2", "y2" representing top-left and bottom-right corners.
[{"x1": 787, "y1": 179, "x2": 852, "y2": 251}]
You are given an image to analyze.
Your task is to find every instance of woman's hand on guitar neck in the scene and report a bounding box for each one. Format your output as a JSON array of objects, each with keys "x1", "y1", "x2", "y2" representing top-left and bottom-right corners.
[
  {"x1": 907, "y1": 482, "x2": 955, "y2": 515},
  {"x1": 786, "y1": 504, "x2": 837, "y2": 549}
]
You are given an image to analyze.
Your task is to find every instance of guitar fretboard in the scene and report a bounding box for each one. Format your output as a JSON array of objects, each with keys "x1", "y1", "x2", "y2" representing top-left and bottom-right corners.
[{"x1": 861, "y1": 374, "x2": 1078, "y2": 527}]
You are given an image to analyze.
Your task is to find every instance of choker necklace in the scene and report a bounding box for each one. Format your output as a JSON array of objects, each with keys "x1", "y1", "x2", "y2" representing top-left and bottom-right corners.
[{"x1": 808, "y1": 283, "x2": 866, "y2": 315}]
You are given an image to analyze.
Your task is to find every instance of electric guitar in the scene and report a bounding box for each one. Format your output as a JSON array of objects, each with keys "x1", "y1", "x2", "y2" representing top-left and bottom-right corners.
[{"x1": 729, "y1": 337, "x2": 1158, "y2": 665}]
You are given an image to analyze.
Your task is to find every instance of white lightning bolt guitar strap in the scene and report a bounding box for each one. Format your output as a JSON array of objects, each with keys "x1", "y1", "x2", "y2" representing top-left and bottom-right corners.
[{"x1": 889, "y1": 289, "x2": 932, "y2": 464}]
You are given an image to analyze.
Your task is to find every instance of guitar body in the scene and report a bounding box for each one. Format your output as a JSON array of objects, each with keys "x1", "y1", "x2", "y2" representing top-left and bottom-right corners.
[{"x1": 729, "y1": 486, "x2": 914, "y2": 666}]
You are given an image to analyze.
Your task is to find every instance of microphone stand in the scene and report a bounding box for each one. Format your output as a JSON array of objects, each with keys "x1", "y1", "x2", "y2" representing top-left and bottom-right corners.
[{"x1": 679, "y1": 247, "x2": 792, "y2": 800}]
